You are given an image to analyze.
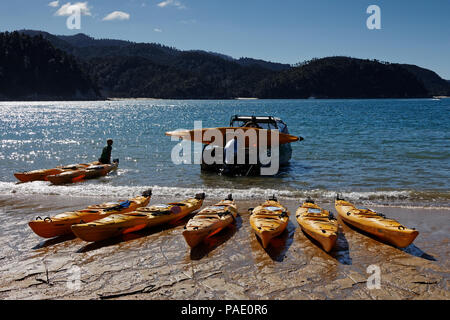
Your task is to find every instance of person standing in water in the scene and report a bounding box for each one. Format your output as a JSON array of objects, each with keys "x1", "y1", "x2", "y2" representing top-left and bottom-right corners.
[{"x1": 98, "y1": 139, "x2": 113, "y2": 164}]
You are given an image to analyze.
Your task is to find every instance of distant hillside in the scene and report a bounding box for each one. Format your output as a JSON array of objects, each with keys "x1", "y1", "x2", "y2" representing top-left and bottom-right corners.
[
  {"x1": 236, "y1": 57, "x2": 291, "y2": 71},
  {"x1": 0, "y1": 31, "x2": 101, "y2": 100},
  {"x1": 87, "y1": 53, "x2": 273, "y2": 99},
  {"x1": 255, "y1": 57, "x2": 428, "y2": 99},
  {"x1": 398, "y1": 64, "x2": 450, "y2": 96},
  {"x1": 2, "y1": 30, "x2": 448, "y2": 100},
  {"x1": 20, "y1": 30, "x2": 187, "y2": 64}
]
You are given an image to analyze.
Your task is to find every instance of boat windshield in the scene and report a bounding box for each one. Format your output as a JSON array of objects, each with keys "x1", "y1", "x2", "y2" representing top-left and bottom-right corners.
[
  {"x1": 231, "y1": 120, "x2": 277, "y2": 130},
  {"x1": 230, "y1": 116, "x2": 284, "y2": 131},
  {"x1": 277, "y1": 121, "x2": 288, "y2": 134}
]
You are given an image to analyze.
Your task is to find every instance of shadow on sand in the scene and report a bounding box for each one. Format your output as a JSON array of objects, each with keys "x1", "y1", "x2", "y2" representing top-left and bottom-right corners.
[
  {"x1": 32, "y1": 234, "x2": 77, "y2": 250},
  {"x1": 402, "y1": 244, "x2": 437, "y2": 261},
  {"x1": 253, "y1": 220, "x2": 295, "y2": 262},
  {"x1": 189, "y1": 215, "x2": 242, "y2": 260},
  {"x1": 340, "y1": 219, "x2": 436, "y2": 261},
  {"x1": 300, "y1": 228, "x2": 353, "y2": 265}
]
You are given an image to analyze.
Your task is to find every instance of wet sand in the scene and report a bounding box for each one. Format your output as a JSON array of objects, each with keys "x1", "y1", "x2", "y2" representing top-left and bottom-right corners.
[{"x1": 0, "y1": 194, "x2": 448, "y2": 300}]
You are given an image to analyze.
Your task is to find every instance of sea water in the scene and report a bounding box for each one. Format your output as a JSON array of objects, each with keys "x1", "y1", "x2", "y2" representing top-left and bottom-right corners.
[{"x1": 0, "y1": 99, "x2": 449, "y2": 207}]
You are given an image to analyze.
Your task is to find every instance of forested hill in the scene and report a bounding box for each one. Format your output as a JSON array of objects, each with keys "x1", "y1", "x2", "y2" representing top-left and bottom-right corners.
[
  {"x1": 398, "y1": 64, "x2": 450, "y2": 96},
  {"x1": 0, "y1": 32, "x2": 100, "y2": 100},
  {"x1": 255, "y1": 57, "x2": 430, "y2": 99},
  {"x1": 1, "y1": 29, "x2": 449, "y2": 100}
]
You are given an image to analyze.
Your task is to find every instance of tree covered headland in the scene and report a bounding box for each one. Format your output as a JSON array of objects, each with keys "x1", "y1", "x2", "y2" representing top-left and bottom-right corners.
[
  {"x1": 0, "y1": 30, "x2": 449, "y2": 100},
  {"x1": 0, "y1": 32, "x2": 100, "y2": 100}
]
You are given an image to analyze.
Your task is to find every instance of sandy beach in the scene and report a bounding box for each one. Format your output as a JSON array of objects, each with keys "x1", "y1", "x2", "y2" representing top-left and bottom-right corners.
[{"x1": 0, "y1": 194, "x2": 448, "y2": 300}]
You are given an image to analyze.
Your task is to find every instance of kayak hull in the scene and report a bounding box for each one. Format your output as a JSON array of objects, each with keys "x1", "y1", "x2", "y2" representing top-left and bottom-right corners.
[
  {"x1": 183, "y1": 198, "x2": 237, "y2": 248},
  {"x1": 14, "y1": 169, "x2": 64, "y2": 183},
  {"x1": 335, "y1": 200, "x2": 419, "y2": 248},
  {"x1": 72, "y1": 214, "x2": 149, "y2": 242},
  {"x1": 14, "y1": 162, "x2": 98, "y2": 183},
  {"x1": 250, "y1": 200, "x2": 289, "y2": 249},
  {"x1": 28, "y1": 193, "x2": 151, "y2": 238},
  {"x1": 72, "y1": 197, "x2": 204, "y2": 242},
  {"x1": 296, "y1": 202, "x2": 338, "y2": 252},
  {"x1": 46, "y1": 161, "x2": 118, "y2": 185}
]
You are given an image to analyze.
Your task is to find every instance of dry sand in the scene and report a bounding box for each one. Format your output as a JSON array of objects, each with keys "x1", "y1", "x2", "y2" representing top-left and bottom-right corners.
[{"x1": 0, "y1": 195, "x2": 448, "y2": 300}]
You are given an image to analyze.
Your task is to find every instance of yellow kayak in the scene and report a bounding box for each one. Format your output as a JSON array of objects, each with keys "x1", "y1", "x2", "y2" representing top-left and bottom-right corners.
[
  {"x1": 72, "y1": 193, "x2": 206, "y2": 242},
  {"x1": 250, "y1": 196, "x2": 289, "y2": 248},
  {"x1": 335, "y1": 198, "x2": 419, "y2": 248},
  {"x1": 28, "y1": 190, "x2": 152, "y2": 238},
  {"x1": 295, "y1": 199, "x2": 338, "y2": 252},
  {"x1": 182, "y1": 194, "x2": 237, "y2": 248}
]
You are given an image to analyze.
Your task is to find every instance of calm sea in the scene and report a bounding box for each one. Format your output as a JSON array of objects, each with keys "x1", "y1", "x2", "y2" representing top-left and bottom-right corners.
[{"x1": 0, "y1": 99, "x2": 449, "y2": 207}]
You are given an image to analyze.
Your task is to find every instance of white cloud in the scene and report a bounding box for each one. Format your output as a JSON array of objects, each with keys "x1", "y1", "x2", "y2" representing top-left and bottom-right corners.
[
  {"x1": 154, "y1": 28, "x2": 162, "y2": 32},
  {"x1": 48, "y1": 1, "x2": 59, "y2": 7},
  {"x1": 102, "y1": 11, "x2": 131, "y2": 21},
  {"x1": 55, "y1": 2, "x2": 91, "y2": 16},
  {"x1": 157, "y1": 0, "x2": 186, "y2": 9}
]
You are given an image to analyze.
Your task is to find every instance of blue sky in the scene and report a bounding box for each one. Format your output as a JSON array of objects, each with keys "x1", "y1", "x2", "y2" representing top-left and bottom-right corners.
[{"x1": 1, "y1": 0, "x2": 449, "y2": 78}]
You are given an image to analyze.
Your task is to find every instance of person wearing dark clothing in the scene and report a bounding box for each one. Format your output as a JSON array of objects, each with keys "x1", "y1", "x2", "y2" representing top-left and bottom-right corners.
[{"x1": 98, "y1": 139, "x2": 113, "y2": 164}]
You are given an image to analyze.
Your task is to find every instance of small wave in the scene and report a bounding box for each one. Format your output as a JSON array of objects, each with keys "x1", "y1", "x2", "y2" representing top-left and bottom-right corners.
[{"x1": 0, "y1": 181, "x2": 448, "y2": 208}]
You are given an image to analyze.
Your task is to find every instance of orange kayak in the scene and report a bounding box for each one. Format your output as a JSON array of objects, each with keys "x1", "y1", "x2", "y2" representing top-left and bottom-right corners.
[
  {"x1": 72, "y1": 193, "x2": 205, "y2": 242},
  {"x1": 182, "y1": 194, "x2": 237, "y2": 248},
  {"x1": 166, "y1": 127, "x2": 301, "y2": 147},
  {"x1": 335, "y1": 198, "x2": 419, "y2": 248},
  {"x1": 46, "y1": 160, "x2": 118, "y2": 185},
  {"x1": 28, "y1": 189, "x2": 152, "y2": 238},
  {"x1": 14, "y1": 162, "x2": 98, "y2": 183}
]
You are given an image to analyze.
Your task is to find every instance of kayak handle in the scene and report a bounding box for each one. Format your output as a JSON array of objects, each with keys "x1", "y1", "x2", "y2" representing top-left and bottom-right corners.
[
  {"x1": 195, "y1": 192, "x2": 206, "y2": 200},
  {"x1": 398, "y1": 225, "x2": 406, "y2": 230},
  {"x1": 35, "y1": 216, "x2": 43, "y2": 220},
  {"x1": 44, "y1": 217, "x2": 52, "y2": 223}
]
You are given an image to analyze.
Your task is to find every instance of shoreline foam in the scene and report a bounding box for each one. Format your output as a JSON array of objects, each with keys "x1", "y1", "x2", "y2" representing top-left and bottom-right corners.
[{"x1": 1, "y1": 181, "x2": 449, "y2": 209}]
